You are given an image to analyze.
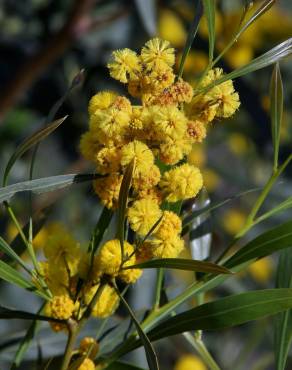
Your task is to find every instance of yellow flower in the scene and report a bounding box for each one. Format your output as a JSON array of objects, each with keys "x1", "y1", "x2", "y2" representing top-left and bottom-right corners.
[
  {"x1": 159, "y1": 136, "x2": 192, "y2": 165},
  {"x1": 160, "y1": 163, "x2": 203, "y2": 202},
  {"x1": 79, "y1": 131, "x2": 102, "y2": 162},
  {"x1": 93, "y1": 174, "x2": 123, "y2": 210},
  {"x1": 151, "y1": 105, "x2": 187, "y2": 140},
  {"x1": 155, "y1": 211, "x2": 182, "y2": 240},
  {"x1": 185, "y1": 93, "x2": 218, "y2": 123},
  {"x1": 121, "y1": 140, "x2": 154, "y2": 174},
  {"x1": 128, "y1": 198, "x2": 162, "y2": 236},
  {"x1": 225, "y1": 44, "x2": 253, "y2": 69},
  {"x1": 39, "y1": 261, "x2": 69, "y2": 296},
  {"x1": 88, "y1": 91, "x2": 117, "y2": 115},
  {"x1": 144, "y1": 65, "x2": 175, "y2": 91},
  {"x1": 248, "y1": 257, "x2": 273, "y2": 284},
  {"x1": 222, "y1": 209, "x2": 246, "y2": 235},
  {"x1": 187, "y1": 120, "x2": 207, "y2": 143},
  {"x1": 79, "y1": 337, "x2": 99, "y2": 359},
  {"x1": 77, "y1": 358, "x2": 95, "y2": 370},
  {"x1": 96, "y1": 239, "x2": 141, "y2": 283},
  {"x1": 90, "y1": 284, "x2": 120, "y2": 318},
  {"x1": 227, "y1": 133, "x2": 250, "y2": 156},
  {"x1": 108, "y1": 48, "x2": 141, "y2": 83},
  {"x1": 176, "y1": 50, "x2": 208, "y2": 74},
  {"x1": 203, "y1": 68, "x2": 240, "y2": 118},
  {"x1": 43, "y1": 229, "x2": 81, "y2": 276},
  {"x1": 187, "y1": 145, "x2": 206, "y2": 168},
  {"x1": 174, "y1": 354, "x2": 207, "y2": 370},
  {"x1": 47, "y1": 295, "x2": 75, "y2": 320},
  {"x1": 132, "y1": 164, "x2": 161, "y2": 191},
  {"x1": 151, "y1": 235, "x2": 184, "y2": 258},
  {"x1": 95, "y1": 146, "x2": 121, "y2": 175},
  {"x1": 141, "y1": 38, "x2": 175, "y2": 70},
  {"x1": 158, "y1": 9, "x2": 187, "y2": 47},
  {"x1": 202, "y1": 168, "x2": 220, "y2": 193}
]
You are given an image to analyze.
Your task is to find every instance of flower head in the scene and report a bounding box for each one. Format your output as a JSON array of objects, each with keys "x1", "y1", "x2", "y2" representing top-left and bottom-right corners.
[
  {"x1": 108, "y1": 48, "x2": 141, "y2": 83},
  {"x1": 93, "y1": 174, "x2": 122, "y2": 210},
  {"x1": 121, "y1": 140, "x2": 154, "y2": 174},
  {"x1": 77, "y1": 358, "x2": 95, "y2": 370},
  {"x1": 155, "y1": 211, "x2": 182, "y2": 240},
  {"x1": 160, "y1": 163, "x2": 203, "y2": 202},
  {"x1": 151, "y1": 235, "x2": 184, "y2": 258},
  {"x1": 141, "y1": 38, "x2": 175, "y2": 70},
  {"x1": 128, "y1": 198, "x2": 162, "y2": 236}
]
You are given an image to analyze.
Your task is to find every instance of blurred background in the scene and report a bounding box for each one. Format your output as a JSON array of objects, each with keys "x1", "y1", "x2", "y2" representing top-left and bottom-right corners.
[{"x1": 0, "y1": 0, "x2": 291, "y2": 369}]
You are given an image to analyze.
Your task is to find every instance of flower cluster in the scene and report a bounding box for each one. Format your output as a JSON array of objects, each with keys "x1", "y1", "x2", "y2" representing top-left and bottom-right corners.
[{"x1": 40, "y1": 226, "x2": 142, "y2": 331}]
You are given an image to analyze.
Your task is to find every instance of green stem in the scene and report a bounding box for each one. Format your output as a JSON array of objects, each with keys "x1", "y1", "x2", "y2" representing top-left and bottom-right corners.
[
  {"x1": 153, "y1": 268, "x2": 164, "y2": 310},
  {"x1": 184, "y1": 332, "x2": 222, "y2": 370},
  {"x1": 60, "y1": 319, "x2": 79, "y2": 370}
]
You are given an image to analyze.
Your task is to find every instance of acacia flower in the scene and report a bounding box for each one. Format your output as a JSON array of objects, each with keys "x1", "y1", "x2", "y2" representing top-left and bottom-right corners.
[{"x1": 141, "y1": 38, "x2": 175, "y2": 69}]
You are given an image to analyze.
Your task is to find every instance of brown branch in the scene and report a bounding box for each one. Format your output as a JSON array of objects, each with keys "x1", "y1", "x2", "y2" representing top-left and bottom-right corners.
[{"x1": 0, "y1": 0, "x2": 126, "y2": 122}]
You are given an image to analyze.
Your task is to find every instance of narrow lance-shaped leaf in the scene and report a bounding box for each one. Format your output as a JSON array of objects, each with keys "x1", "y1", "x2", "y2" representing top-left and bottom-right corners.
[
  {"x1": 274, "y1": 247, "x2": 292, "y2": 370},
  {"x1": 147, "y1": 289, "x2": 292, "y2": 342},
  {"x1": 202, "y1": 0, "x2": 215, "y2": 61},
  {"x1": 224, "y1": 220, "x2": 292, "y2": 269},
  {"x1": 178, "y1": 0, "x2": 203, "y2": 78},
  {"x1": 116, "y1": 286, "x2": 159, "y2": 370},
  {"x1": 0, "y1": 305, "x2": 64, "y2": 323},
  {"x1": 117, "y1": 160, "x2": 135, "y2": 260},
  {"x1": 270, "y1": 62, "x2": 283, "y2": 171},
  {"x1": 124, "y1": 258, "x2": 232, "y2": 275},
  {"x1": 11, "y1": 303, "x2": 45, "y2": 369},
  {"x1": 0, "y1": 173, "x2": 102, "y2": 203},
  {"x1": 0, "y1": 236, "x2": 29, "y2": 272},
  {"x1": 3, "y1": 116, "x2": 68, "y2": 187},
  {"x1": 201, "y1": 38, "x2": 292, "y2": 92},
  {"x1": 0, "y1": 261, "x2": 49, "y2": 300},
  {"x1": 90, "y1": 206, "x2": 113, "y2": 255}
]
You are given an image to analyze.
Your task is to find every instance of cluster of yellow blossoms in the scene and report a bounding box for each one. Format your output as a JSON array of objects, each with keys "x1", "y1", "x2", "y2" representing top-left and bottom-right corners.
[{"x1": 41, "y1": 39, "x2": 240, "y2": 346}]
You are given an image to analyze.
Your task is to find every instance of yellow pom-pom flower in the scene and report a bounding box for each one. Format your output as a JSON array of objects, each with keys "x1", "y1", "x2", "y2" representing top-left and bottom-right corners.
[
  {"x1": 159, "y1": 137, "x2": 192, "y2": 165},
  {"x1": 93, "y1": 174, "x2": 122, "y2": 209},
  {"x1": 89, "y1": 284, "x2": 120, "y2": 318},
  {"x1": 128, "y1": 198, "x2": 162, "y2": 236},
  {"x1": 95, "y1": 146, "x2": 121, "y2": 175},
  {"x1": 79, "y1": 337, "x2": 99, "y2": 359},
  {"x1": 132, "y1": 164, "x2": 161, "y2": 191},
  {"x1": 77, "y1": 358, "x2": 95, "y2": 370},
  {"x1": 108, "y1": 48, "x2": 141, "y2": 83},
  {"x1": 79, "y1": 131, "x2": 102, "y2": 162},
  {"x1": 158, "y1": 9, "x2": 187, "y2": 47},
  {"x1": 121, "y1": 140, "x2": 154, "y2": 174},
  {"x1": 187, "y1": 120, "x2": 207, "y2": 143},
  {"x1": 151, "y1": 235, "x2": 184, "y2": 258},
  {"x1": 155, "y1": 211, "x2": 182, "y2": 240},
  {"x1": 160, "y1": 163, "x2": 203, "y2": 202},
  {"x1": 151, "y1": 105, "x2": 187, "y2": 140},
  {"x1": 141, "y1": 38, "x2": 175, "y2": 70},
  {"x1": 48, "y1": 295, "x2": 75, "y2": 320},
  {"x1": 88, "y1": 91, "x2": 117, "y2": 115}
]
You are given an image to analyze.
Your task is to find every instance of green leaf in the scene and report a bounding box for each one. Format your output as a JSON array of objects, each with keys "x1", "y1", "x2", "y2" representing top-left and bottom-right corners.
[
  {"x1": 90, "y1": 206, "x2": 113, "y2": 255},
  {"x1": 182, "y1": 187, "x2": 260, "y2": 234},
  {"x1": 117, "y1": 160, "x2": 135, "y2": 259},
  {"x1": 274, "y1": 248, "x2": 292, "y2": 370},
  {"x1": 270, "y1": 62, "x2": 283, "y2": 171},
  {"x1": 3, "y1": 116, "x2": 68, "y2": 186},
  {"x1": 148, "y1": 289, "x2": 292, "y2": 341},
  {"x1": 105, "y1": 361, "x2": 146, "y2": 370},
  {"x1": 0, "y1": 261, "x2": 48, "y2": 300},
  {"x1": 124, "y1": 258, "x2": 231, "y2": 275},
  {"x1": 202, "y1": 0, "x2": 215, "y2": 61},
  {"x1": 117, "y1": 289, "x2": 159, "y2": 370},
  {"x1": 256, "y1": 196, "x2": 292, "y2": 224},
  {"x1": 0, "y1": 236, "x2": 28, "y2": 272},
  {"x1": 0, "y1": 174, "x2": 102, "y2": 203},
  {"x1": 178, "y1": 0, "x2": 204, "y2": 78},
  {"x1": 11, "y1": 303, "x2": 44, "y2": 369},
  {"x1": 0, "y1": 305, "x2": 64, "y2": 323},
  {"x1": 225, "y1": 221, "x2": 292, "y2": 269},
  {"x1": 203, "y1": 38, "x2": 292, "y2": 91}
]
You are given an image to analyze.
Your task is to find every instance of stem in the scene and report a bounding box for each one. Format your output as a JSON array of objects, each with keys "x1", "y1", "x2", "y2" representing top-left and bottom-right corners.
[
  {"x1": 61, "y1": 319, "x2": 79, "y2": 370},
  {"x1": 153, "y1": 268, "x2": 164, "y2": 310},
  {"x1": 184, "y1": 332, "x2": 222, "y2": 370}
]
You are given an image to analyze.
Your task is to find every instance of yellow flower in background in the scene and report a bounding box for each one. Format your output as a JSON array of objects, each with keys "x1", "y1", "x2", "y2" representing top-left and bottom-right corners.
[
  {"x1": 174, "y1": 354, "x2": 207, "y2": 370},
  {"x1": 201, "y1": 168, "x2": 221, "y2": 193},
  {"x1": 228, "y1": 133, "x2": 250, "y2": 156},
  {"x1": 160, "y1": 163, "x2": 203, "y2": 202},
  {"x1": 248, "y1": 257, "x2": 274, "y2": 284},
  {"x1": 222, "y1": 209, "x2": 247, "y2": 235},
  {"x1": 187, "y1": 145, "x2": 206, "y2": 168},
  {"x1": 158, "y1": 9, "x2": 187, "y2": 47},
  {"x1": 128, "y1": 198, "x2": 162, "y2": 236},
  {"x1": 225, "y1": 44, "x2": 254, "y2": 69},
  {"x1": 176, "y1": 51, "x2": 208, "y2": 75},
  {"x1": 90, "y1": 284, "x2": 120, "y2": 318}
]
